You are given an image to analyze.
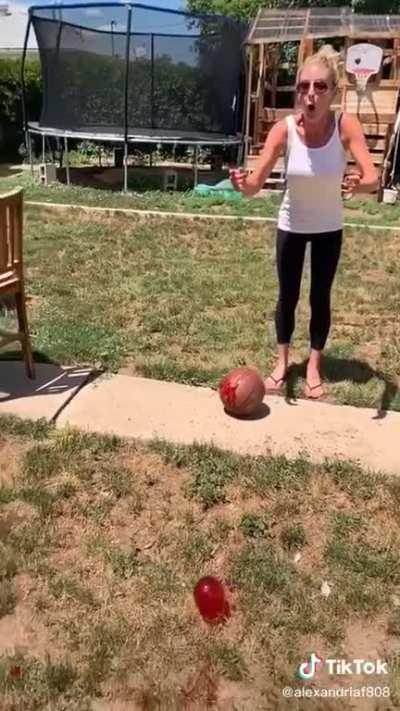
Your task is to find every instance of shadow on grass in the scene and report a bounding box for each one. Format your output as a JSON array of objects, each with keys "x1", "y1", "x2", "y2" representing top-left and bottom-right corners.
[{"x1": 284, "y1": 356, "x2": 398, "y2": 419}]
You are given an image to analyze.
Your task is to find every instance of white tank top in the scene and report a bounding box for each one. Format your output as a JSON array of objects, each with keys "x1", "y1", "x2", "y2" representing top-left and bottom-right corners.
[{"x1": 277, "y1": 113, "x2": 347, "y2": 234}]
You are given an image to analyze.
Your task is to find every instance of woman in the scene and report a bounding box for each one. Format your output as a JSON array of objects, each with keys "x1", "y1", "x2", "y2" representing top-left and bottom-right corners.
[{"x1": 231, "y1": 46, "x2": 378, "y2": 399}]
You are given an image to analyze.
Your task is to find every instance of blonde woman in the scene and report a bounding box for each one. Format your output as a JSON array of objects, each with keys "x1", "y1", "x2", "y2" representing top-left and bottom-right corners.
[{"x1": 231, "y1": 46, "x2": 377, "y2": 399}]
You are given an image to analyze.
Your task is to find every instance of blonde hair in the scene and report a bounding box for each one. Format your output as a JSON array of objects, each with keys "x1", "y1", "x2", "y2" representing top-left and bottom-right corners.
[{"x1": 297, "y1": 44, "x2": 342, "y2": 88}]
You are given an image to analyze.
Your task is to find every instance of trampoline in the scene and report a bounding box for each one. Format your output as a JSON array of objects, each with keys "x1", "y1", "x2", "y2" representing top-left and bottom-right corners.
[{"x1": 22, "y1": 2, "x2": 247, "y2": 190}]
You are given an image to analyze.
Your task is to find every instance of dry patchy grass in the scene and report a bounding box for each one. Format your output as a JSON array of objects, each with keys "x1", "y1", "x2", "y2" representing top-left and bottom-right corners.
[{"x1": 0, "y1": 417, "x2": 400, "y2": 709}]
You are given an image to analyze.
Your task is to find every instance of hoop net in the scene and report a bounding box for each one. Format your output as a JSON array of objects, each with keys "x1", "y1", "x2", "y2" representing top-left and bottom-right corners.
[{"x1": 353, "y1": 68, "x2": 376, "y2": 94}]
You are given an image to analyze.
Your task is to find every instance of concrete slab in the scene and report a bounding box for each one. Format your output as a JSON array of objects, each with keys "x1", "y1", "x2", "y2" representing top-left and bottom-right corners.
[
  {"x1": 57, "y1": 374, "x2": 400, "y2": 475},
  {"x1": 0, "y1": 362, "x2": 93, "y2": 422}
]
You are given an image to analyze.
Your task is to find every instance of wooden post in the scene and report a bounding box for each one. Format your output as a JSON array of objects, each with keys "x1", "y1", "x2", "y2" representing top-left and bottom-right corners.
[
  {"x1": 244, "y1": 45, "x2": 254, "y2": 167},
  {"x1": 253, "y1": 43, "x2": 265, "y2": 145},
  {"x1": 297, "y1": 36, "x2": 313, "y2": 68},
  {"x1": 341, "y1": 38, "x2": 351, "y2": 114},
  {"x1": 393, "y1": 38, "x2": 400, "y2": 82}
]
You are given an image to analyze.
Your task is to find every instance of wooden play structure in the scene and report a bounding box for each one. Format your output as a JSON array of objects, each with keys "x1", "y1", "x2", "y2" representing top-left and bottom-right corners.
[{"x1": 244, "y1": 8, "x2": 400, "y2": 196}]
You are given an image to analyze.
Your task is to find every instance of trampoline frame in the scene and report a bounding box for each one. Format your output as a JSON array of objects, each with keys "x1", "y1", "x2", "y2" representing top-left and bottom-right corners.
[{"x1": 22, "y1": 2, "x2": 245, "y2": 191}]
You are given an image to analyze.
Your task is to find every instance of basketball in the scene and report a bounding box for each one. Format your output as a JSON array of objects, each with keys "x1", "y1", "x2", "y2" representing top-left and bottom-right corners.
[{"x1": 218, "y1": 366, "x2": 265, "y2": 417}]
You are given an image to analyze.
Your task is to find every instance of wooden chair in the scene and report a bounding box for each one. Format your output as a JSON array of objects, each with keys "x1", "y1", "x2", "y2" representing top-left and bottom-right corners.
[{"x1": 0, "y1": 188, "x2": 35, "y2": 379}]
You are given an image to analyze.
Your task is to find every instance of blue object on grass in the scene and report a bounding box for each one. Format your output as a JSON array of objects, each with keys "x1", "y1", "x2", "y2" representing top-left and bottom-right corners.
[{"x1": 194, "y1": 178, "x2": 243, "y2": 200}]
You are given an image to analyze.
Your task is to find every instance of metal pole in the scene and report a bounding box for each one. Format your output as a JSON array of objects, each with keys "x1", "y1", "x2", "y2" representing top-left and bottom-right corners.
[
  {"x1": 243, "y1": 46, "x2": 253, "y2": 168},
  {"x1": 28, "y1": 131, "x2": 34, "y2": 176},
  {"x1": 124, "y1": 141, "x2": 128, "y2": 193},
  {"x1": 42, "y1": 134, "x2": 46, "y2": 164},
  {"x1": 123, "y1": 5, "x2": 132, "y2": 193},
  {"x1": 151, "y1": 33, "x2": 154, "y2": 129},
  {"x1": 21, "y1": 13, "x2": 32, "y2": 163},
  {"x1": 236, "y1": 140, "x2": 244, "y2": 166},
  {"x1": 64, "y1": 136, "x2": 70, "y2": 185},
  {"x1": 111, "y1": 20, "x2": 115, "y2": 57},
  {"x1": 193, "y1": 145, "x2": 199, "y2": 187}
]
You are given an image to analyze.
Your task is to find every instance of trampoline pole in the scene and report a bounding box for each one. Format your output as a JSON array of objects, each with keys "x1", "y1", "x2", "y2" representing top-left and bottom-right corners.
[
  {"x1": 42, "y1": 134, "x2": 46, "y2": 164},
  {"x1": 237, "y1": 140, "x2": 244, "y2": 167},
  {"x1": 150, "y1": 34, "x2": 155, "y2": 129},
  {"x1": 243, "y1": 46, "x2": 253, "y2": 168},
  {"x1": 21, "y1": 13, "x2": 32, "y2": 171},
  {"x1": 124, "y1": 141, "x2": 128, "y2": 193},
  {"x1": 64, "y1": 137, "x2": 70, "y2": 185},
  {"x1": 123, "y1": 5, "x2": 132, "y2": 194},
  {"x1": 193, "y1": 145, "x2": 199, "y2": 187},
  {"x1": 28, "y1": 131, "x2": 34, "y2": 176}
]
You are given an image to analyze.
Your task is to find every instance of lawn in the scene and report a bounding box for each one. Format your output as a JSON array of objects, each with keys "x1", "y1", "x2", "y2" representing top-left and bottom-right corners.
[
  {"x1": 0, "y1": 204, "x2": 399, "y2": 412},
  {"x1": 1, "y1": 415, "x2": 400, "y2": 709},
  {"x1": 1, "y1": 171, "x2": 400, "y2": 226}
]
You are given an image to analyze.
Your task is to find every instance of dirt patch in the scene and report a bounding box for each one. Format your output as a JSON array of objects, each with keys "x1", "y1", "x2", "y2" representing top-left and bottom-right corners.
[
  {"x1": 0, "y1": 501, "x2": 38, "y2": 540},
  {"x1": 0, "y1": 600, "x2": 52, "y2": 658},
  {"x1": 0, "y1": 440, "x2": 23, "y2": 487}
]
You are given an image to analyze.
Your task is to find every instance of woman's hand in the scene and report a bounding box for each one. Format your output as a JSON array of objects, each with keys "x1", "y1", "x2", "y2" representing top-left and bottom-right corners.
[
  {"x1": 342, "y1": 172, "x2": 361, "y2": 199},
  {"x1": 229, "y1": 168, "x2": 253, "y2": 196}
]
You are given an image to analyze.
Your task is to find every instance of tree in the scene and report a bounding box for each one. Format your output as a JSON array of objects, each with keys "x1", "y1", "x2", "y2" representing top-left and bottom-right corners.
[
  {"x1": 187, "y1": 0, "x2": 400, "y2": 19},
  {"x1": 187, "y1": 0, "x2": 348, "y2": 20}
]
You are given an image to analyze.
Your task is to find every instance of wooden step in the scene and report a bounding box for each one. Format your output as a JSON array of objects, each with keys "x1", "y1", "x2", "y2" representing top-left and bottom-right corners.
[
  {"x1": 260, "y1": 116, "x2": 392, "y2": 133},
  {"x1": 347, "y1": 152, "x2": 385, "y2": 165},
  {"x1": 362, "y1": 123, "x2": 389, "y2": 136},
  {"x1": 245, "y1": 155, "x2": 285, "y2": 173},
  {"x1": 253, "y1": 136, "x2": 387, "y2": 155},
  {"x1": 262, "y1": 108, "x2": 293, "y2": 121},
  {"x1": 366, "y1": 138, "x2": 387, "y2": 150},
  {"x1": 265, "y1": 177, "x2": 285, "y2": 187}
]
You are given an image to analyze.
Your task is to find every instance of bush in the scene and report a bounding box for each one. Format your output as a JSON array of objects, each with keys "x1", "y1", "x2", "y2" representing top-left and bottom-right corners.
[{"x1": 0, "y1": 57, "x2": 42, "y2": 160}]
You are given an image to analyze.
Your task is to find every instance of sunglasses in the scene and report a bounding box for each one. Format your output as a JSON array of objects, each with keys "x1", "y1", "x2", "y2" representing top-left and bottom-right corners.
[{"x1": 296, "y1": 80, "x2": 332, "y2": 95}]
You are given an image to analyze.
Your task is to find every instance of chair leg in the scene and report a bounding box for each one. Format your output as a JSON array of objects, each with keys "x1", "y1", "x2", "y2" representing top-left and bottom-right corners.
[{"x1": 15, "y1": 291, "x2": 35, "y2": 379}]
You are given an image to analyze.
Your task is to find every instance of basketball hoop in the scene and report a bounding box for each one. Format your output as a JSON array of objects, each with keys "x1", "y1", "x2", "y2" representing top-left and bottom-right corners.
[
  {"x1": 346, "y1": 44, "x2": 383, "y2": 97},
  {"x1": 353, "y1": 68, "x2": 376, "y2": 95}
]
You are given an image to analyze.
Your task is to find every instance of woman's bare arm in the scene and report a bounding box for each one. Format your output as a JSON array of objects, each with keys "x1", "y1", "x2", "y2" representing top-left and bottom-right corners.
[
  {"x1": 341, "y1": 113, "x2": 378, "y2": 194},
  {"x1": 230, "y1": 120, "x2": 287, "y2": 197}
]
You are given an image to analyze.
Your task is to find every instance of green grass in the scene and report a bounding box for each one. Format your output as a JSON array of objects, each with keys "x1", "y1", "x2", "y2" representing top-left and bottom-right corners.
[
  {"x1": 0, "y1": 171, "x2": 281, "y2": 218},
  {"x1": 1, "y1": 170, "x2": 400, "y2": 225},
  {"x1": 1, "y1": 424, "x2": 400, "y2": 708},
  {"x1": 280, "y1": 523, "x2": 307, "y2": 551},
  {"x1": 240, "y1": 511, "x2": 271, "y2": 539},
  {"x1": 0, "y1": 196, "x2": 399, "y2": 411},
  {"x1": 0, "y1": 415, "x2": 52, "y2": 440}
]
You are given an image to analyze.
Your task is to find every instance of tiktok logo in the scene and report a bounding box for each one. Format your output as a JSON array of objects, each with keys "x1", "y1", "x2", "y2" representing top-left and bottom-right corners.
[{"x1": 297, "y1": 653, "x2": 324, "y2": 680}]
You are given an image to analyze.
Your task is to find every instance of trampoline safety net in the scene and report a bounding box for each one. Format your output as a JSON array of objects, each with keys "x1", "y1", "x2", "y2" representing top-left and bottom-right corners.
[{"x1": 29, "y1": 3, "x2": 247, "y2": 137}]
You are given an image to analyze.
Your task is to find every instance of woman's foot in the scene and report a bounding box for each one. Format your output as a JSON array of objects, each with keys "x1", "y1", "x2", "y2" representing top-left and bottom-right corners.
[
  {"x1": 305, "y1": 367, "x2": 325, "y2": 400},
  {"x1": 265, "y1": 363, "x2": 287, "y2": 394}
]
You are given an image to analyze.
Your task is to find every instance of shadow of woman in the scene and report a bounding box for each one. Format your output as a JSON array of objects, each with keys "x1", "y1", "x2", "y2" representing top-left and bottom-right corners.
[{"x1": 284, "y1": 356, "x2": 398, "y2": 419}]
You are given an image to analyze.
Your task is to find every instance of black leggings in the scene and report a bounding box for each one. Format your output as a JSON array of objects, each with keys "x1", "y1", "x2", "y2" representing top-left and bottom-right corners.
[{"x1": 275, "y1": 228, "x2": 342, "y2": 351}]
